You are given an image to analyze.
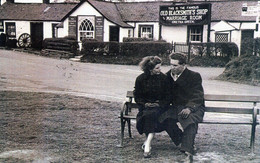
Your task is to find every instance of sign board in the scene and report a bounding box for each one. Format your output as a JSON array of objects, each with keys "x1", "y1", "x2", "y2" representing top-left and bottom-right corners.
[
  {"x1": 68, "y1": 16, "x2": 77, "y2": 37},
  {"x1": 159, "y1": 4, "x2": 211, "y2": 25},
  {"x1": 242, "y1": 2, "x2": 260, "y2": 16},
  {"x1": 95, "y1": 16, "x2": 104, "y2": 41}
]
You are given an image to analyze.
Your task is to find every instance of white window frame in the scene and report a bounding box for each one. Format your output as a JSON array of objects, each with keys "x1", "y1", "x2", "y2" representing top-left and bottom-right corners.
[
  {"x1": 139, "y1": 25, "x2": 153, "y2": 39},
  {"x1": 188, "y1": 25, "x2": 203, "y2": 42},
  {"x1": 78, "y1": 16, "x2": 95, "y2": 41}
]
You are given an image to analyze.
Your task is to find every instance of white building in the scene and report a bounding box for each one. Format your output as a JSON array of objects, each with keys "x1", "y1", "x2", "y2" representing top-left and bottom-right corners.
[
  {"x1": 0, "y1": 0, "x2": 77, "y2": 48},
  {"x1": 0, "y1": 0, "x2": 259, "y2": 54}
]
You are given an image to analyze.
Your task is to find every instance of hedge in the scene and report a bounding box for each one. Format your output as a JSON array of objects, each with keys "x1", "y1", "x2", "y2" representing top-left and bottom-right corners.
[
  {"x1": 81, "y1": 40, "x2": 172, "y2": 65},
  {"x1": 42, "y1": 37, "x2": 79, "y2": 54}
]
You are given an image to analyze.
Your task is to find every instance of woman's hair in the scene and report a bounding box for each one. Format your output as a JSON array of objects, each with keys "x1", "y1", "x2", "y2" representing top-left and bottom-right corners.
[
  {"x1": 139, "y1": 56, "x2": 162, "y2": 73},
  {"x1": 169, "y1": 52, "x2": 187, "y2": 65}
]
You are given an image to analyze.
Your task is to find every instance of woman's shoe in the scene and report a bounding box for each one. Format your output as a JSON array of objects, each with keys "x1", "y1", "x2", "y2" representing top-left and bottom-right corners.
[
  {"x1": 143, "y1": 151, "x2": 151, "y2": 158},
  {"x1": 141, "y1": 144, "x2": 145, "y2": 150},
  {"x1": 143, "y1": 146, "x2": 152, "y2": 158}
]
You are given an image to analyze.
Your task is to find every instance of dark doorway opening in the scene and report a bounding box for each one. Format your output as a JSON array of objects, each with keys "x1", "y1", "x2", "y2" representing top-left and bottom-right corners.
[
  {"x1": 109, "y1": 26, "x2": 119, "y2": 42},
  {"x1": 31, "y1": 22, "x2": 43, "y2": 49},
  {"x1": 241, "y1": 30, "x2": 254, "y2": 55}
]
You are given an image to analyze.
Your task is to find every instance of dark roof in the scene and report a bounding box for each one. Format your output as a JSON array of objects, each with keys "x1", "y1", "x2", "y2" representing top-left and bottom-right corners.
[
  {"x1": 116, "y1": 2, "x2": 171, "y2": 22},
  {"x1": 87, "y1": 0, "x2": 132, "y2": 28},
  {"x1": 0, "y1": 2, "x2": 77, "y2": 21},
  {"x1": 116, "y1": 1, "x2": 258, "y2": 22},
  {"x1": 0, "y1": 0, "x2": 257, "y2": 24}
]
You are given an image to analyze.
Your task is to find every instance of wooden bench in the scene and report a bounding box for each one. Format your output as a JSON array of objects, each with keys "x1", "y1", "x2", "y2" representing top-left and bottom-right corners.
[{"x1": 118, "y1": 91, "x2": 260, "y2": 153}]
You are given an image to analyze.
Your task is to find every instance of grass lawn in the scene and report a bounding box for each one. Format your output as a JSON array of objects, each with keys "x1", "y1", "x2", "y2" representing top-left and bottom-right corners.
[{"x1": 0, "y1": 91, "x2": 259, "y2": 162}]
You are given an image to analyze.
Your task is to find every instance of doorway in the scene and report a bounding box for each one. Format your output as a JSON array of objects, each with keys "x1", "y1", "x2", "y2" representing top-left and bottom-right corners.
[
  {"x1": 109, "y1": 26, "x2": 119, "y2": 42},
  {"x1": 31, "y1": 22, "x2": 43, "y2": 49},
  {"x1": 241, "y1": 30, "x2": 254, "y2": 55}
]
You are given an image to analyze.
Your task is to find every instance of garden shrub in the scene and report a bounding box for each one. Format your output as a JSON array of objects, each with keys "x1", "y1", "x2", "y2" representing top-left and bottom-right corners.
[
  {"x1": 6, "y1": 38, "x2": 17, "y2": 48},
  {"x1": 120, "y1": 41, "x2": 171, "y2": 56},
  {"x1": 81, "y1": 40, "x2": 119, "y2": 55},
  {"x1": 189, "y1": 42, "x2": 238, "y2": 58},
  {"x1": 217, "y1": 54, "x2": 260, "y2": 86},
  {"x1": 123, "y1": 37, "x2": 152, "y2": 42},
  {"x1": 189, "y1": 56, "x2": 230, "y2": 67},
  {"x1": 42, "y1": 37, "x2": 78, "y2": 53},
  {"x1": 254, "y1": 38, "x2": 260, "y2": 56},
  {"x1": 0, "y1": 33, "x2": 6, "y2": 47},
  {"x1": 81, "y1": 40, "x2": 172, "y2": 65}
]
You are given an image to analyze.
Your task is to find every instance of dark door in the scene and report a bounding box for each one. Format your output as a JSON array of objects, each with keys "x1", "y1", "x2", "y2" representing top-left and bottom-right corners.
[
  {"x1": 31, "y1": 22, "x2": 43, "y2": 49},
  {"x1": 109, "y1": 26, "x2": 119, "y2": 42},
  {"x1": 241, "y1": 30, "x2": 254, "y2": 55}
]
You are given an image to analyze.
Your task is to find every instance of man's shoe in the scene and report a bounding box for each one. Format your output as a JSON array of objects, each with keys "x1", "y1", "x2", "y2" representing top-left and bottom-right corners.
[{"x1": 181, "y1": 152, "x2": 193, "y2": 163}]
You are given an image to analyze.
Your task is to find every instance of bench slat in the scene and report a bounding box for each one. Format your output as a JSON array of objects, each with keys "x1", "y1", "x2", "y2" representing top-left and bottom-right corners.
[
  {"x1": 127, "y1": 91, "x2": 260, "y2": 103},
  {"x1": 205, "y1": 107, "x2": 258, "y2": 114},
  {"x1": 125, "y1": 102, "x2": 258, "y2": 114},
  {"x1": 204, "y1": 94, "x2": 260, "y2": 102},
  {"x1": 120, "y1": 115, "x2": 259, "y2": 125}
]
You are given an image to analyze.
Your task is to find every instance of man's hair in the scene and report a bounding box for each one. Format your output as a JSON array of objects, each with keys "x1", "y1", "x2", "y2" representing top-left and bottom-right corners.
[
  {"x1": 169, "y1": 52, "x2": 187, "y2": 65},
  {"x1": 139, "y1": 56, "x2": 162, "y2": 73}
]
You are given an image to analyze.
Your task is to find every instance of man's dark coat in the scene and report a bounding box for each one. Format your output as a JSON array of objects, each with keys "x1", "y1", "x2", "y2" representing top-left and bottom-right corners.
[{"x1": 160, "y1": 68, "x2": 205, "y2": 130}]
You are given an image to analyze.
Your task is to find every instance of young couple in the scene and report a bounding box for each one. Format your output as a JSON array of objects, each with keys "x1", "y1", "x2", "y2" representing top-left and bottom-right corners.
[{"x1": 134, "y1": 52, "x2": 205, "y2": 162}]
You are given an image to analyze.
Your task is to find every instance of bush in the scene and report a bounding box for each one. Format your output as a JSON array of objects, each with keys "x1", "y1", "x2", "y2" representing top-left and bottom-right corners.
[
  {"x1": 81, "y1": 40, "x2": 172, "y2": 65},
  {"x1": 0, "y1": 33, "x2": 6, "y2": 47},
  {"x1": 123, "y1": 37, "x2": 152, "y2": 42},
  {"x1": 217, "y1": 55, "x2": 260, "y2": 86},
  {"x1": 254, "y1": 38, "x2": 260, "y2": 56},
  {"x1": 189, "y1": 42, "x2": 238, "y2": 58},
  {"x1": 120, "y1": 41, "x2": 171, "y2": 56},
  {"x1": 189, "y1": 56, "x2": 230, "y2": 67},
  {"x1": 81, "y1": 40, "x2": 119, "y2": 55},
  {"x1": 42, "y1": 37, "x2": 79, "y2": 53},
  {"x1": 6, "y1": 39, "x2": 17, "y2": 48}
]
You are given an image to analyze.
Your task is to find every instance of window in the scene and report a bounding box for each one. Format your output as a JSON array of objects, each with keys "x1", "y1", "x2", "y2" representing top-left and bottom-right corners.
[
  {"x1": 139, "y1": 25, "x2": 153, "y2": 39},
  {"x1": 188, "y1": 25, "x2": 203, "y2": 42},
  {"x1": 52, "y1": 23, "x2": 58, "y2": 38},
  {"x1": 5, "y1": 22, "x2": 16, "y2": 38},
  {"x1": 79, "y1": 19, "x2": 94, "y2": 41},
  {"x1": 215, "y1": 33, "x2": 228, "y2": 42}
]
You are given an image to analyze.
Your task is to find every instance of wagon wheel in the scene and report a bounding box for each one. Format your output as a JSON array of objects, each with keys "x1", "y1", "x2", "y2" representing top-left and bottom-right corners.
[{"x1": 18, "y1": 33, "x2": 31, "y2": 48}]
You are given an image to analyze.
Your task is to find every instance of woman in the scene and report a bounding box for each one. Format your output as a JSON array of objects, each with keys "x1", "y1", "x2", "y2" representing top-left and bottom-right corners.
[{"x1": 134, "y1": 56, "x2": 170, "y2": 158}]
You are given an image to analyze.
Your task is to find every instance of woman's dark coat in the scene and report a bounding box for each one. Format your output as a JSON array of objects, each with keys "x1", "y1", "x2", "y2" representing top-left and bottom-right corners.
[
  {"x1": 134, "y1": 72, "x2": 170, "y2": 134},
  {"x1": 160, "y1": 68, "x2": 205, "y2": 130}
]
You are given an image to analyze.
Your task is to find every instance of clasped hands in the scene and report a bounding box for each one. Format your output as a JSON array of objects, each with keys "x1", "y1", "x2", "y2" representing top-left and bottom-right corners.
[{"x1": 178, "y1": 108, "x2": 191, "y2": 119}]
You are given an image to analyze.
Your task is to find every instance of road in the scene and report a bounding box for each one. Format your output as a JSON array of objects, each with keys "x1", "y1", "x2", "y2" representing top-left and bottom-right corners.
[{"x1": 1, "y1": 49, "x2": 260, "y2": 102}]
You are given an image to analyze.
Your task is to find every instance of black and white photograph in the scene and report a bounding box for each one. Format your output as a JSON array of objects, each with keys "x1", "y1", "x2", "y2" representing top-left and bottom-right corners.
[{"x1": 0, "y1": 0, "x2": 259, "y2": 162}]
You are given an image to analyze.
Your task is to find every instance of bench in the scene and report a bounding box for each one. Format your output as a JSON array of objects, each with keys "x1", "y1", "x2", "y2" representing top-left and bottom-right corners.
[{"x1": 118, "y1": 91, "x2": 260, "y2": 153}]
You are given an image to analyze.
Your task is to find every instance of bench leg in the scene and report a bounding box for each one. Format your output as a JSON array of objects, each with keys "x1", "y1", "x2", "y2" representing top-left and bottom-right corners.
[
  {"x1": 250, "y1": 104, "x2": 258, "y2": 154},
  {"x1": 117, "y1": 118, "x2": 126, "y2": 148},
  {"x1": 250, "y1": 123, "x2": 256, "y2": 154},
  {"x1": 127, "y1": 119, "x2": 132, "y2": 138}
]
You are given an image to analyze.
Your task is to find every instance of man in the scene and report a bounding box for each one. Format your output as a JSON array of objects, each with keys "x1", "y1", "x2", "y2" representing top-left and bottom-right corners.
[{"x1": 165, "y1": 52, "x2": 205, "y2": 162}]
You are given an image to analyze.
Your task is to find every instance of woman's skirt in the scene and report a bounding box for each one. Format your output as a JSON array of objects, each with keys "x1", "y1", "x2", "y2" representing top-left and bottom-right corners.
[{"x1": 136, "y1": 106, "x2": 165, "y2": 135}]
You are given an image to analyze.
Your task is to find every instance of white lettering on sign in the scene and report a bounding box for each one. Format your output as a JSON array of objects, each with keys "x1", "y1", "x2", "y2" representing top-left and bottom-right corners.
[{"x1": 160, "y1": 4, "x2": 210, "y2": 25}]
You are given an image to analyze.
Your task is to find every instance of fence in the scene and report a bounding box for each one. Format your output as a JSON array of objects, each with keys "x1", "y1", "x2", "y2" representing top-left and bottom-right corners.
[{"x1": 173, "y1": 42, "x2": 239, "y2": 62}]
